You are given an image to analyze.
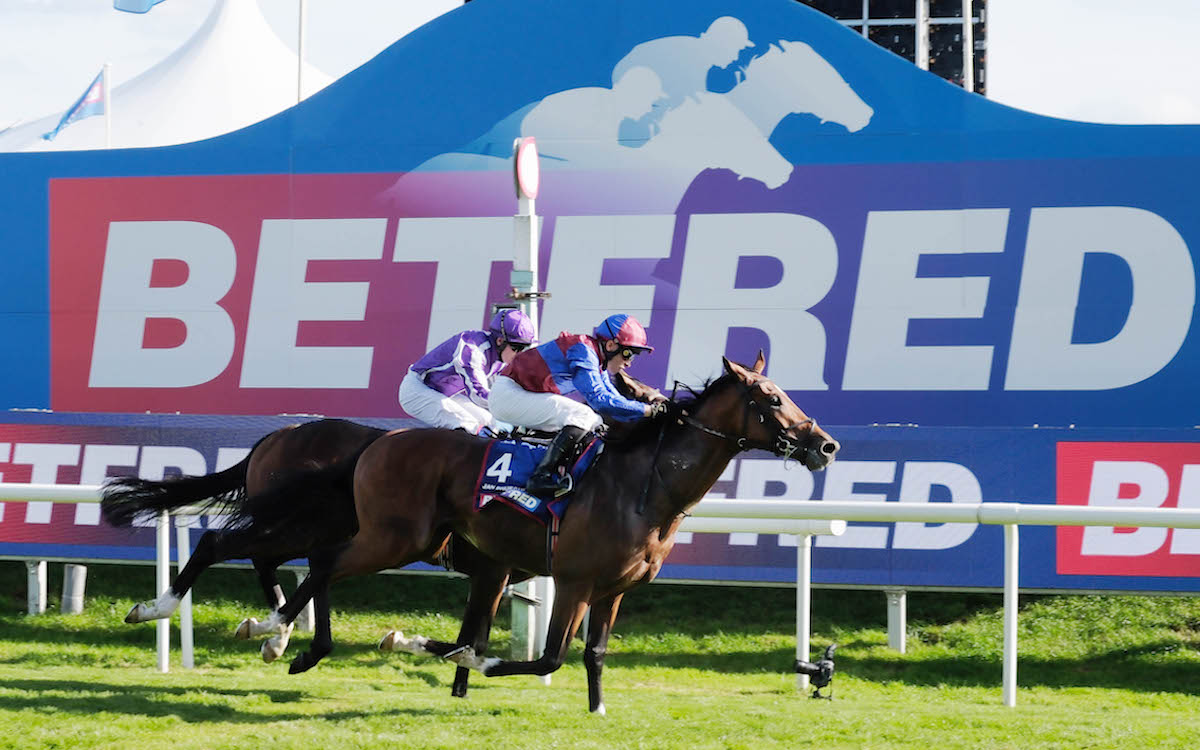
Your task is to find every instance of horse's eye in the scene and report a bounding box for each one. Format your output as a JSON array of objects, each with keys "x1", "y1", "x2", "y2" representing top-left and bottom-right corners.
[{"x1": 769, "y1": 395, "x2": 782, "y2": 408}]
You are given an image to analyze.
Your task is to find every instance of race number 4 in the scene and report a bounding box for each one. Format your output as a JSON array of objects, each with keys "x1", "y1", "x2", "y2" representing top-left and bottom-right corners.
[{"x1": 486, "y1": 453, "x2": 514, "y2": 485}]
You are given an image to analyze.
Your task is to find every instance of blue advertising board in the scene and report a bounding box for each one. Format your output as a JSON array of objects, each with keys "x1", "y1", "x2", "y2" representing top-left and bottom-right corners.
[{"x1": 1, "y1": 0, "x2": 1198, "y2": 590}]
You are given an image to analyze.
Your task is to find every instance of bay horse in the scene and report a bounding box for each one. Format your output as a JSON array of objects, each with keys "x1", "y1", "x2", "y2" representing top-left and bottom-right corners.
[
  {"x1": 242, "y1": 354, "x2": 839, "y2": 713},
  {"x1": 100, "y1": 418, "x2": 526, "y2": 698}
]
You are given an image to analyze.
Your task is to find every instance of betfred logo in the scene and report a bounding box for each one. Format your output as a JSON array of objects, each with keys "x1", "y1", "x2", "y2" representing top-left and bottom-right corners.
[{"x1": 1057, "y1": 442, "x2": 1200, "y2": 577}]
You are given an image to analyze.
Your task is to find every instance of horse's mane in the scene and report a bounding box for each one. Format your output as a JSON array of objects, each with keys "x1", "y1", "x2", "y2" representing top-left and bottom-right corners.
[{"x1": 601, "y1": 373, "x2": 733, "y2": 452}]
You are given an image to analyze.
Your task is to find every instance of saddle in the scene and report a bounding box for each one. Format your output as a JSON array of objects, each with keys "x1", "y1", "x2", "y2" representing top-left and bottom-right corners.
[{"x1": 474, "y1": 434, "x2": 603, "y2": 526}]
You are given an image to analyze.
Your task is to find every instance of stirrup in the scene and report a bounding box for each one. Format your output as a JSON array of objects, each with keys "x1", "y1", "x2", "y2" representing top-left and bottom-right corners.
[{"x1": 527, "y1": 471, "x2": 572, "y2": 498}]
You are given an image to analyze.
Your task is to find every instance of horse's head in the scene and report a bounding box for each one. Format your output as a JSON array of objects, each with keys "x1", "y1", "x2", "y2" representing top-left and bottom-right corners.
[
  {"x1": 753, "y1": 40, "x2": 874, "y2": 134},
  {"x1": 703, "y1": 351, "x2": 839, "y2": 471}
]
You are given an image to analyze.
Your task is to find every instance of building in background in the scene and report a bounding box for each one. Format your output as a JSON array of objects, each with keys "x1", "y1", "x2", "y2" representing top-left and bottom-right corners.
[{"x1": 798, "y1": 0, "x2": 986, "y2": 94}]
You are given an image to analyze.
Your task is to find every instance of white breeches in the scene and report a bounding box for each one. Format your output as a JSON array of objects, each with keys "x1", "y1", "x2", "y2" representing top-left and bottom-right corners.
[
  {"x1": 489, "y1": 375, "x2": 603, "y2": 432},
  {"x1": 398, "y1": 370, "x2": 494, "y2": 433}
]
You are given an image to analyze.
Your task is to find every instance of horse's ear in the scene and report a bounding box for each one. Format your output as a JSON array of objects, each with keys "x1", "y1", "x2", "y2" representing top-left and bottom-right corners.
[
  {"x1": 753, "y1": 350, "x2": 766, "y2": 374},
  {"x1": 722, "y1": 356, "x2": 741, "y2": 377}
]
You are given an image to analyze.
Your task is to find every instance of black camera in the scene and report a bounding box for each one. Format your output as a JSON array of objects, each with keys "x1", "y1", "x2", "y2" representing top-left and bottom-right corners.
[{"x1": 794, "y1": 643, "x2": 837, "y2": 699}]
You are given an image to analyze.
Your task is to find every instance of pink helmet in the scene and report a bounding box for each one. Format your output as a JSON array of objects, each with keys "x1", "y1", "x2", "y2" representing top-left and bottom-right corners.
[
  {"x1": 593, "y1": 314, "x2": 652, "y2": 352},
  {"x1": 489, "y1": 308, "x2": 535, "y2": 345}
]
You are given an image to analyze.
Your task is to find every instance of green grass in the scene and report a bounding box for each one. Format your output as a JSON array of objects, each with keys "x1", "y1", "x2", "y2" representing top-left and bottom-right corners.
[{"x1": 0, "y1": 562, "x2": 1197, "y2": 749}]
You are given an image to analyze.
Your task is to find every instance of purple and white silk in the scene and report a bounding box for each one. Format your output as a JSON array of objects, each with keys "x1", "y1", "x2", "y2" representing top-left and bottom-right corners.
[{"x1": 409, "y1": 330, "x2": 501, "y2": 407}]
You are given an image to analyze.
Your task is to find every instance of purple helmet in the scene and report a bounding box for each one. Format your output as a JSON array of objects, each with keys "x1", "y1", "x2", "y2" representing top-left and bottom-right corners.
[
  {"x1": 489, "y1": 308, "x2": 535, "y2": 345},
  {"x1": 593, "y1": 313, "x2": 652, "y2": 352}
]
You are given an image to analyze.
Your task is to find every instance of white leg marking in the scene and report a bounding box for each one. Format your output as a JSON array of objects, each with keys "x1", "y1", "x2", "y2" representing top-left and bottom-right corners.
[
  {"x1": 125, "y1": 590, "x2": 180, "y2": 623},
  {"x1": 259, "y1": 612, "x2": 294, "y2": 663},
  {"x1": 379, "y1": 630, "x2": 429, "y2": 655},
  {"x1": 592, "y1": 703, "x2": 607, "y2": 717},
  {"x1": 446, "y1": 647, "x2": 502, "y2": 674},
  {"x1": 233, "y1": 617, "x2": 259, "y2": 640}
]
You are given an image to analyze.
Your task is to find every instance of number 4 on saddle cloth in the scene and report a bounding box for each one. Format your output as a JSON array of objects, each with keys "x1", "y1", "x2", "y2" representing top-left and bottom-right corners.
[{"x1": 475, "y1": 436, "x2": 604, "y2": 526}]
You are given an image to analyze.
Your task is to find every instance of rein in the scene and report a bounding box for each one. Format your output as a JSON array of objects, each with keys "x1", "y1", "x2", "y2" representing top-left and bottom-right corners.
[{"x1": 634, "y1": 379, "x2": 814, "y2": 515}]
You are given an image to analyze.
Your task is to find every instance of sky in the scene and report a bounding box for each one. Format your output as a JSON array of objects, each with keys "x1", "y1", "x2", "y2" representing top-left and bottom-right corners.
[{"x1": 1, "y1": 0, "x2": 1199, "y2": 130}]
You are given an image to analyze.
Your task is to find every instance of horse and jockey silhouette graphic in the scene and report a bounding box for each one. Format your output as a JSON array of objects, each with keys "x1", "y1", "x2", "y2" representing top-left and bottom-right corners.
[{"x1": 384, "y1": 16, "x2": 873, "y2": 209}]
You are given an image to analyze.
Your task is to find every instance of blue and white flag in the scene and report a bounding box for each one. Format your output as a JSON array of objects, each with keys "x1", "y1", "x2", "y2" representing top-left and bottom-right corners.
[
  {"x1": 42, "y1": 69, "x2": 106, "y2": 141},
  {"x1": 113, "y1": 0, "x2": 167, "y2": 13}
]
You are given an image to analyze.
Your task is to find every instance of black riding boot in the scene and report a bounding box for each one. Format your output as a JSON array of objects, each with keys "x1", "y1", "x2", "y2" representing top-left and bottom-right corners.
[{"x1": 526, "y1": 425, "x2": 588, "y2": 498}]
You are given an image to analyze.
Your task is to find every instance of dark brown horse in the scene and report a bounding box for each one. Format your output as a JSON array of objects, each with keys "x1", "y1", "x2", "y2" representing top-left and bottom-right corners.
[
  {"x1": 100, "y1": 418, "x2": 526, "y2": 698},
  {"x1": 244, "y1": 354, "x2": 839, "y2": 713}
]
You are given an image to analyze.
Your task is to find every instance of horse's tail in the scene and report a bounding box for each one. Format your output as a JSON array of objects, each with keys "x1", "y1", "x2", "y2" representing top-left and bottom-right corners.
[
  {"x1": 221, "y1": 443, "x2": 369, "y2": 546},
  {"x1": 101, "y1": 457, "x2": 252, "y2": 528},
  {"x1": 100, "y1": 432, "x2": 274, "y2": 528}
]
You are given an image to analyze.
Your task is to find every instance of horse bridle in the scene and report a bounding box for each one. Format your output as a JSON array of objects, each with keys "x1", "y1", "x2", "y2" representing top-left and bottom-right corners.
[
  {"x1": 675, "y1": 380, "x2": 816, "y2": 460},
  {"x1": 634, "y1": 379, "x2": 816, "y2": 516}
]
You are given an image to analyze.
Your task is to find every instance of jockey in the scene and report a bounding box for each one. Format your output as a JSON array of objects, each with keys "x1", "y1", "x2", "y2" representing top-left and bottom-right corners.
[
  {"x1": 399, "y1": 309, "x2": 536, "y2": 434},
  {"x1": 490, "y1": 313, "x2": 667, "y2": 497}
]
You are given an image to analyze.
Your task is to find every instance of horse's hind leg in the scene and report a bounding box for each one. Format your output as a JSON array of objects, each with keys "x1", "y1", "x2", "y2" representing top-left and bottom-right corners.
[
  {"x1": 583, "y1": 593, "x2": 624, "y2": 716},
  {"x1": 287, "y1": 577, "x2": 332, "y2": 674},
  {"x1": 382, "y1": 565, "x2": 512, "y2": 698},
  {"x1": 268, "y1": 533, "x2": 422, "y2": 671},
  {"x1": 234, "y1": 556, "x2": 291, "y2": 640},
  {"x1": 449, "y1": 582, "x2": 591, "y2": 685},
  {"x1": 125, "y1": 530, "x2": 225, "y2": 623}
]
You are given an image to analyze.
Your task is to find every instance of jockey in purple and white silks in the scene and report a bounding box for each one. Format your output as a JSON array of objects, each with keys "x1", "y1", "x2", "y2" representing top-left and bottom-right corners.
[
  {"x1": 490, "y1": 313, "x2": 667, "y2": 497},
  {"x1": 398, "y1": 309, "x2": 536, "y2": 434}
]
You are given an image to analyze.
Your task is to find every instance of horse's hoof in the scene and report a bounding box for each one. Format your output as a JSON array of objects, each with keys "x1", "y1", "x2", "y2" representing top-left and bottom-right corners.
[
  {"x1": 590, "y1": 703, "x2": 607, "y2": 716},
  {"x1": 379, "y1": 630, "x2": 427, "y2": 655},
  {"x1": 289, "y1": 654, "x2": 314, "y2": 674},
  {"x1": 261, "y1": 638, "x2": 285, "y2": 663},
  {"x1": 124, "y1": 603, "x2": 146, "y2": 624},
  {"x1": 450, "y1": 683, "x2": 468, "y2": 699},
  {"x1": 234, "y1": 617, "x2": 258, "y2": 640}
]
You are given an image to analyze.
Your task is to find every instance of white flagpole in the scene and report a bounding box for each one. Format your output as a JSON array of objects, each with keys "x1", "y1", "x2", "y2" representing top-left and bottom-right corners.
[
  {"x1": 103, "y1": 62, "x2": 112, "y2": 148},
  {"x1": 297, "y1": 0, "x2": 307, "y2": 103}
]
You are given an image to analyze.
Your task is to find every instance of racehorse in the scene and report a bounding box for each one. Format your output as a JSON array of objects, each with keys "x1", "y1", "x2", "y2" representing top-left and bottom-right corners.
[
  {"x1": 100, "y1": 418, "x2": 526, "y2": 698},
  {"x1": 241, "y1": 354, "x2": 840, "y2": 713}
]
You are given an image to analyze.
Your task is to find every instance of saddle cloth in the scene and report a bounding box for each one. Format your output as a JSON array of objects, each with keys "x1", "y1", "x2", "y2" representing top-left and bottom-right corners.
[{"x1": 474, "y1": 436, "x2": 603, "y2": 526}]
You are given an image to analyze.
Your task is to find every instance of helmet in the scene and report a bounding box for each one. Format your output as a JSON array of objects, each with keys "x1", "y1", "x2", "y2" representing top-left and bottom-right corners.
[
  {"x1": 489, "y1": 308, "x2": 535, "y2": 345},
  {"x1": 593, "y1": 314, "x2": 653, "y2": 352}
]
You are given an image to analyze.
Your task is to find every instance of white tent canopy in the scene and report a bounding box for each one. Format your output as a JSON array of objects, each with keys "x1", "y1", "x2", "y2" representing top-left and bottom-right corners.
[{"x1": 0, "y1": 0, "x2": 331, "y2": 152}]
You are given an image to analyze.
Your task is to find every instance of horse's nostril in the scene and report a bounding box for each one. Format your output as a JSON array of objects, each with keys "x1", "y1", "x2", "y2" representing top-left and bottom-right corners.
[{"x1": 821, "y1": 441, "x2": 839, "y2": 455}]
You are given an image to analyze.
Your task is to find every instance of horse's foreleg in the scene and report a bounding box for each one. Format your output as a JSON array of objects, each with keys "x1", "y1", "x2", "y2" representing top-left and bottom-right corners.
[
  {"x1": 449, "y1": 582, "x2": 591, "y2": 684},
  {"x1": 125, "y1": 530, "x2": 223, "y2": 623},
  {"x1": 583, "y1": 593, "x2": 624, "y2": 716}
]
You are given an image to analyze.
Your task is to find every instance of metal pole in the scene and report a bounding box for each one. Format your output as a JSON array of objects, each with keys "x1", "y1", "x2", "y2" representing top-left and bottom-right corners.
[
  {"x1": 61, "y1": 564, "x2": 87, "y2": 614},
  {"x1": 102, "y1": 62, "x2": 112, "y2": 148},
  {"x1": 885, "y1": 588, "x2": 907, "y2": 653},
  {"x1": 297, "y1": 0, "x2": 307, "y2": 103},
  {"x1": 294, "y1": 569, "x2": 315, "y2": 632},
  {"x1": 25, "y1": 560, "x2": 47, "y2": 615},
  {"x1": 796, "y1": 533, "x2": 812, "y2": 691},
  {"x1": 916, "y1": 0, "x2": 930, "y2": 71},
  {"x1": 1002, "y1": 523, "x2": 1019, "y2": 707},
  {"x1": 962, "y1": 0, "x2": 975, "y2": 92},
  {"x1": 156, "y1": 510, "x2": 170, "y2": 673},
  {"x1": 176, "y1": 517, "x2": 194, "y2": 669}
]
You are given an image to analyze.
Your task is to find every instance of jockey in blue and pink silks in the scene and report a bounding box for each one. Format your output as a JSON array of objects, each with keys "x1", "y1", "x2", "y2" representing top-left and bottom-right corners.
[
  {"x1": 399, "y1": 309, "x2": 536, "y2": 435},
  {"x1": 490, "y1": 313, "x2": 668, "y2": 497}
]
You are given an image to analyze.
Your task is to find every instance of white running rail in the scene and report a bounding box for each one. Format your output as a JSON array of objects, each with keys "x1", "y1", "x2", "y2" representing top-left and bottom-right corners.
[{"x1": 5, "y1": 483, "x2": 1200, "y2": 707}]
